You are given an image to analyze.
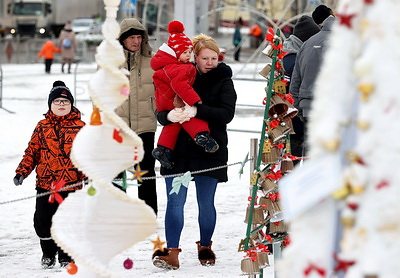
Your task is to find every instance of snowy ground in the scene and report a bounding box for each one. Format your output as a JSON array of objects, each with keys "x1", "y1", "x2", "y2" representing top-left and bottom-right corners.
[{"x1": 0, "y1": 62, "x2": 274, "y2": 277}]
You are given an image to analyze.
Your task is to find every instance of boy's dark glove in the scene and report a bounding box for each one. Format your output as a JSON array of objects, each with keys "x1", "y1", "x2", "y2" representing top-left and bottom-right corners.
[{"x1": 13, "y1": 174, "x2": 24, "y2": 186}]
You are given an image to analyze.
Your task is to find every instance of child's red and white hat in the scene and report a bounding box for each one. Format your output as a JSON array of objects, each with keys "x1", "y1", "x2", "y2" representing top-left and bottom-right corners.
[{"x1": 167, "y1": 21, "x2": 193, "y2": 56}]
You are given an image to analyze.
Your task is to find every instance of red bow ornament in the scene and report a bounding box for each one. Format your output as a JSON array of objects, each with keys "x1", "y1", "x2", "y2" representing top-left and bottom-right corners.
[
  {"x1": 48, "y1": 180, "x2": 65, "y2": 204},
  {"x1": 304, "y1": 263, "x2": 326, "y2": 277}
]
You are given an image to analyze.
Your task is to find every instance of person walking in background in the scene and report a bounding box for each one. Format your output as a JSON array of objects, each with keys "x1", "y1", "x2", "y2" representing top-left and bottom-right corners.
[
  {"x1": 312, "y1": 4, "x2": 334, "y2": 27},
  {"x1": 290, "y1": 9, "x2": 336, "y2": 156},
  {"x1": 282, "y1": 15, "x2": 320, "y2": 162},
  {"x1": 151, "y1": 20, "x2": 219, "y2": 170},
  {"x1": 115, "y1": 18, "x2": 158, "y2": 215},
  {"x1": 233, "y1": 18, "x2": 243, "y2": 61},
  {"x1": 249, "y1": 23, "x2": 263, "y2": 48},
  {"x1": 152, "y1": 33, "x2": 237, "y2": 270},
  {"x1": 13, "y1": 81, "x2": 85, "y2": 269},
  {"x1": 37, "y1": 40, "x2": 60, "y2": 74},
  {"x1": 58, "y1": 21, "x2": 77, "y2": 74}
]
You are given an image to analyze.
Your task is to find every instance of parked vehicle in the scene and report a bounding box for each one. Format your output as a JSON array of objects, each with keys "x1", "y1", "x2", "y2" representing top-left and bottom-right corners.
[
  {"x1": 6, "y1": 0, "x2": 104, "y2": 37},
  {"x1": 71, "y1": 18, "x2": 101, "y2": 34}
]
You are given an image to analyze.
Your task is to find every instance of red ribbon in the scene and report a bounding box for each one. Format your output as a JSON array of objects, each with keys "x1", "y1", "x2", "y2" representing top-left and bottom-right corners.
[
  {"x1": 273, "y1": 143, "x2": 285, "y2": 149},
  {"x1": 245, "y1": 249, "x2": 259, "y2": 261},
  {"x1": 113, "y1": 129, "x2": 123, "y2": 143},
  {"x1": 304, "y1": 263, "x2": 326, "y2": 277},
  {"x1": 268, "y1": 192, "x2": 280, "y2": 202},
  {"x1": 275, "y1": 61, "x2": 282, "y2": 70},
  {"x1": 283, "y1": 93, "x2": 294, "y2": 104},
  {"x1": 269, "y1": 119, "x2": 280, "y2": 129},
  {"x1": 282, "y1": 235, "x2": 291, "y2": 247},
  {"x1": 277, "y1": 51, "x2": 287, "y2": 59},
  {"x1": 255, "y1": 242, "x2": 270, "y2": 253},
  {"x1": 48, "y1": 180, "x2": 65, "y2": 204},
  {"x1": 334, "y1": 253, "x2": 356, "y2": 273},
  {"x1": 265, "y1": 28, "x2": 274, "y2": 43},
  {"x1": 376, "y1": 180, "x2": 389, "y2": 189},
  {"x1": 263, "y1": 234, "x2": 273, "y2": 243},
  {"x1": 265, "y1": 170, "x2": 282, "y2": 181}
]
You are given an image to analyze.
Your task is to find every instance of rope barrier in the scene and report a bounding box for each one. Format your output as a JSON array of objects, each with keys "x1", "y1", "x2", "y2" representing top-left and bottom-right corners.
[{"x1": 0, "y1": 160, "x2": 247, "y2": 206}]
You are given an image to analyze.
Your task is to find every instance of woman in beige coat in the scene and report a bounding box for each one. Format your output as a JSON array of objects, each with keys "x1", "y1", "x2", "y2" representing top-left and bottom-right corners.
[{"x1": 58, "y1": 22, "x2": 77, "y2": 74}]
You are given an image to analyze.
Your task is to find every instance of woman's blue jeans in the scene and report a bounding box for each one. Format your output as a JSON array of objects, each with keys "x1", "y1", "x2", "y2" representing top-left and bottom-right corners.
[{"x1": 164, "y1": 175, "x2": 218, "y2": 248}]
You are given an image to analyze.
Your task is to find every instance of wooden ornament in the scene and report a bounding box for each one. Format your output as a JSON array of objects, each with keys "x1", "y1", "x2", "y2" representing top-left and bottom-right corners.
[
  {"x1": 241, "y1": 258, "x2": 260, "y2": 275},
  {"x1": 269, "y1": 221, "x2": 289, "y2": 234},
  {"x1": 263, "y1": 140, "x2": 272, "y2": 153},
  {"x1": 268, "y1": 94, "x2": 288, "y2": 118},
  {"x1": 250, "y1": 173, "x2": 258, "y2": 186},
  {"x1": 244, "y1": 207, "x2": 265, "y2": 224},
  {"x1": 257, "y1": 252, "x2": 270, "y2": 268},
  {"x1": 280, "y1": 159, "x2": 294, "y2": 173},
  {"x1": 259, "y1": 64, "x2": 272, "y2": 79},
  {"x1": 272, "y1": 80, "x2": 286, "y2": 95},
  {"x1": 268, "y1": 122, "x2": 291, "y2": 143},
  {"x1": 261, "y1": 146, "x2": 280, "y2": 164}
]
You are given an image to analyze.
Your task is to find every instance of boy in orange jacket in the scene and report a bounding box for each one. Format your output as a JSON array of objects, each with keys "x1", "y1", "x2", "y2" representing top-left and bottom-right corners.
[
  {"x1": 38, "y1": 40, "x2": 61, "y2": 74},
  {"x1": 14, "y1": 81, "x2": 85, "y2": 268}
]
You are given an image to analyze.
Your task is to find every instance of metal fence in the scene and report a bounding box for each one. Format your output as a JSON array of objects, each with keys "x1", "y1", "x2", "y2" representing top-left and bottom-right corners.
[{"x1": 0, "y1": 36, "x2": 97, "y2": 64}]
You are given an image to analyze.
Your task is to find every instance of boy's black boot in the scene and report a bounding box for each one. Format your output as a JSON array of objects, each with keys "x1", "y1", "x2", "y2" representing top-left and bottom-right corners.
[
  {"x1": 194, "y1": 132, "x2": 219, "y2": 153},
  {"x1": 58, "y1": 249, "x2": 73, "y2": 267},
  {"x1": 41, "y1": 255, "x2": 56, "y2": 269},
  {"x1": 152, "y1": 146, "x2": 174, "y2": 169}
]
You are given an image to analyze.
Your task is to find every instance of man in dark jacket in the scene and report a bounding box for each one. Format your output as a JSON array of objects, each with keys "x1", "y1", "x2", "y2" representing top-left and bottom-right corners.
[
  {"x1": 282, "y1": 15, "x2": 320, "y2": 163},
  {"x1": 290, "y1": 14, "x2": 336, "y2": 156}
]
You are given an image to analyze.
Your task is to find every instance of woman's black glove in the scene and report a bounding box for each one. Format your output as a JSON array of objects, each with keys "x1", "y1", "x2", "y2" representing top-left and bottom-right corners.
[{"x1": 13, "y1": 174, "x2": 24, "y2": 186}]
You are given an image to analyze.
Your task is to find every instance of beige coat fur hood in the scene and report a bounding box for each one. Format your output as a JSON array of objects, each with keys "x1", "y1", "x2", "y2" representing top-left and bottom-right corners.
[{"x1": 115, "y1": 18, "x2": 157, "y2": 135}]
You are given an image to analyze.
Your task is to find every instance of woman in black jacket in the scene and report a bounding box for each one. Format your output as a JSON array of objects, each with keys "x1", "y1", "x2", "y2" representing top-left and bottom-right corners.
[{"x1": 153, "y1": 34, "x2": 237, "y2": 270}]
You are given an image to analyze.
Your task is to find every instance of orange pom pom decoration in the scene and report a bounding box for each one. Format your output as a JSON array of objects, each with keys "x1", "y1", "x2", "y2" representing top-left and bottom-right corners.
[{"x1": 66, "y1": 262, "x2": 78, "y2": 275}]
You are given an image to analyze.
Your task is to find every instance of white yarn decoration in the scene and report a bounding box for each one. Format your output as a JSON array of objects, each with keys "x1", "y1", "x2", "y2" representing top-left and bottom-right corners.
[
  {"x1": 279, "y1": 0, "x2": 400, "y2": 277},
  {"x1": 51, "y1": 1, "x2": 156, "y2": 277}
]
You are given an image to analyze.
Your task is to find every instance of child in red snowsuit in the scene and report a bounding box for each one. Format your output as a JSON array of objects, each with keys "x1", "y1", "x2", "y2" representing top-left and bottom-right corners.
[{"x1": 151, "y1": 21, "x2": 219, "y2": 169}]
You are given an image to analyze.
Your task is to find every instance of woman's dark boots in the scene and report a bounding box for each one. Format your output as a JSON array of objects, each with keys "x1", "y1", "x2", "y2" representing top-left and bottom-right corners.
[
  {"x1": 196, "y1": 241, "x2": 216, "y2": 266},
  {"x1": 152, "y1": 248, "x2": 182, "y2": 270}
]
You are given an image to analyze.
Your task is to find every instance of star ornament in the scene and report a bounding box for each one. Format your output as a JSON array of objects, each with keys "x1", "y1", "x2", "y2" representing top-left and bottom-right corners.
[
  {"x1": 337, "y1": 10, "x2": 357, "y2": 29},
  {"x1": 334, "y1": 253, "x2": 356, "y2": 273},
  {"x1": 128, "y1": 164, "x2": 148, "y2": 183},
  {"x1": 151, "y1": 236, "x2": 166, "y2": 251}
]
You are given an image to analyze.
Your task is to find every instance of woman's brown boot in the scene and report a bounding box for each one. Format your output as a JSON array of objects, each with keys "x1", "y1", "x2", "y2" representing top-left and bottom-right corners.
[
  {"x1": 196, "y1": 241, "x2": 216, "y2": 266},
  {"x1": 152, "y1": 248, "x2": 182, "y2": 270}
]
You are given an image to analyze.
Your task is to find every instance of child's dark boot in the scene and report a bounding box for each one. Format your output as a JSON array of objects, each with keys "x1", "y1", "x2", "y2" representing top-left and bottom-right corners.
[
  {"x1": 194, "y1": 132, "x2": 219, "y2": 153},
  {"x1": 152, "y1": 146, "x2": 174, "y2": 169}
]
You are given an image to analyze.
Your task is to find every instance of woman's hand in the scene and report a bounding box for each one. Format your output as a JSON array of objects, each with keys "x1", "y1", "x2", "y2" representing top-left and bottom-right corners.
[
  {"x1": 167, "y1": 108, "x2": 190, "y2": 123},
  {"x1": 183, "y1": 104, "x2": 197, "y2": 118}
]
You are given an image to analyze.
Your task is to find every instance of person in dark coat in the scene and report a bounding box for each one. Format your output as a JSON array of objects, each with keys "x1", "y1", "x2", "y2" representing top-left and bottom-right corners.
[
  {"x1": 233, "y1": 18, "x2": 243, "y2": 61},
  {"x1": 282, "y1": 15, "x2": 320, "y2": 162},
  {"x1": 152, "y1": 34, "x2": 237, "y2": 270},
  {"x1": 290, "y1": 14, "x2": 336, "y2": 156},
  {"x1": 151, "y1": 21, "x2": 219, "y2": 170}
]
